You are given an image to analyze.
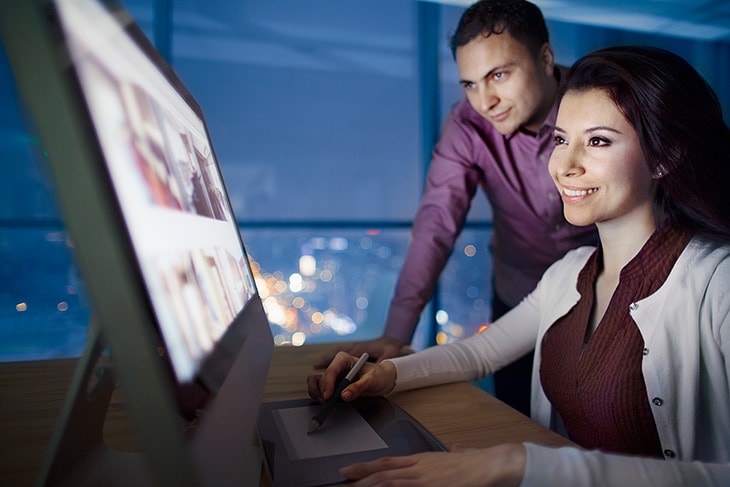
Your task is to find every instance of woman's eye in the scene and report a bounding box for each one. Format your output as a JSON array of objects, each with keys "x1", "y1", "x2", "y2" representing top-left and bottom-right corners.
[
  {"x1": 554, "y1": 135, "x2": 566, "y2": 145},
  {"x1": 588, "y1": 137, "x2": 609, "y2": 146}
]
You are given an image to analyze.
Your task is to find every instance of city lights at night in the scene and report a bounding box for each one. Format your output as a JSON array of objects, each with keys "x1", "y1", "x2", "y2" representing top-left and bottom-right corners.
[{"x1": 2, "y1": 228, "x2": 492, "y2": 361}]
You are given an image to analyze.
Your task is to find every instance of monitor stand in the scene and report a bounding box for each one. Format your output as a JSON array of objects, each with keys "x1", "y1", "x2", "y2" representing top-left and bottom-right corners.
[
  {"x1": 35, "y1": 303, "x2": 272, "y2": 487},
  {"x1": 36, "y1": 317, "x2": 157, "y2": 486}
]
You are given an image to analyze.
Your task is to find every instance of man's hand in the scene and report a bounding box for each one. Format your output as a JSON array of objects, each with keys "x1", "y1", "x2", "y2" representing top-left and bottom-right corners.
[{"x1": 313, "y1": 335, "x2": 405, "y2": 369}]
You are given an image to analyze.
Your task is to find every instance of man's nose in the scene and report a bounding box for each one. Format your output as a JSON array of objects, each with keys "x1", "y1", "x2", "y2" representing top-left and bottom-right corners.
[{"x1": 477, "y1": 85, "x2": 498, "y2": 112}]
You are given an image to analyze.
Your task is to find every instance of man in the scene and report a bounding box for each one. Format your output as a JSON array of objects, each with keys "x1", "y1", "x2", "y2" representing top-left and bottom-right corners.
[{"x1": 316, "y1": 0, "x2": 597, "y2": 416}]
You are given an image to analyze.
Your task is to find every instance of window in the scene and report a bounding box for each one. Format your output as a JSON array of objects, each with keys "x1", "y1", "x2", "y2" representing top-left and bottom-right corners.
[{"x1": 2, "y1": 0, "x2": 728, "y2": 361}]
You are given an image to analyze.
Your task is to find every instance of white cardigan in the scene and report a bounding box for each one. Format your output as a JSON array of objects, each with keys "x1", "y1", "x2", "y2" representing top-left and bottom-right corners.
[{"x1": 389, "y1": 236, "x2": 730, "y2": 486}]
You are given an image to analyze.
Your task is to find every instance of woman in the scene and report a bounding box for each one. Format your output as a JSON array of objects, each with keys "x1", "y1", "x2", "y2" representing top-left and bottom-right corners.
[{"x1": 308, "y1": 46, "x2": 730, "y2": 486}]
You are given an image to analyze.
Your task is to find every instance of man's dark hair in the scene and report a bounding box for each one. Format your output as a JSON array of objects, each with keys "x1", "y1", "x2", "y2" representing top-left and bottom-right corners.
[{"x1": 449, "y1": 0, "x2": 549, "y2": 59}]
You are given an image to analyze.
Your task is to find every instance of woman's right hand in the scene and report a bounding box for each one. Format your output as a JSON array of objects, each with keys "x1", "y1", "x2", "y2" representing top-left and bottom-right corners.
[
  {"x1": 312, "y1": 336, "x2": 405, "y2": 369},
  {"x1": 307, "y1": 351, "x2": 397, "y2": 403}
]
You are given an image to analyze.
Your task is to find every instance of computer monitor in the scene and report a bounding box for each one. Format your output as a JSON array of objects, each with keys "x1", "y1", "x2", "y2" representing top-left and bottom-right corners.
[{"x1": 0, "y1": 0, "x2": 273, "y2": 484}]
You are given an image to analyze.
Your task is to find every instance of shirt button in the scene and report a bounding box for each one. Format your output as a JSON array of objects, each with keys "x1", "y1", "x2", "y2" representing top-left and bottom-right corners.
[
  {"x1": 629, "y1": 302, "x2": 639, "y2": 311},
  {"x1": 652, "y1": 397, "x2": 664, "y2": 406},
  {"x1": 539, "y1": 154, "x2": 546, "y2": 161},
  {"x1": 643, "y1": 348, "x2": 649, "y2": 356},
  {"x1": 554, "y1": 224, "x2": 562, "y2": 232},
  {"x1": 664, "y1": 449, "x2": 676, "y2": 458},
  {"x1": 547, "y1": 192, "x2": 556, "y2": 201}
]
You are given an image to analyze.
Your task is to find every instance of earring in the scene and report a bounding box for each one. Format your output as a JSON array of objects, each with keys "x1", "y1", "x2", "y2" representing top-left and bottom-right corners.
[{"x1": 652, "y1": 165, "x2": 667, "y2": 179}]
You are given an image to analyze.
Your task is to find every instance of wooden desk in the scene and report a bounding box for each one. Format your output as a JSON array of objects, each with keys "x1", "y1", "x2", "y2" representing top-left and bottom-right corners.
[
  {"x1": 264, "y1": 344, "x2": 571, "y2": 450},
  {"x1": 0, "y1": 343, "x2": 571, "y2": 486}
]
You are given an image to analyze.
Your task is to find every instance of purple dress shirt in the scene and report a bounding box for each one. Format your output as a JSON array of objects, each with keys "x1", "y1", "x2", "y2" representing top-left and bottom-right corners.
[{"x1": 384, "y1": 82, "x2": 598, "y2": 344}]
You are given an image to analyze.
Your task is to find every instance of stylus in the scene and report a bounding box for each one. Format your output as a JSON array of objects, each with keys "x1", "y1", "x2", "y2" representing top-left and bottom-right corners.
[{"x1": 307, "y1": 352, "x2": 369, "y2": 434}]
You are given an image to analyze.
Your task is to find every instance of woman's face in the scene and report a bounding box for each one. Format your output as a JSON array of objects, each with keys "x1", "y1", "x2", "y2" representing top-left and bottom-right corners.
[{"x1": 548, "y1": 88, "x2": 655, "y2": 229}]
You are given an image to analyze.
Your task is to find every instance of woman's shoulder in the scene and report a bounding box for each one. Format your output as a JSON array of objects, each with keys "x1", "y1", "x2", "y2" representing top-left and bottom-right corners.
[
  {"x1": 684, "y1": 235, "x2": 730, "y2": 266},
  {"x1": 552, "y1": 245, "x2": 596, "y2": 269},
  {"x1": 538, "y1": 245, "x2": 596, "y2": 287},
  {"x1": 669, "y1": 235, "x2": 730, "y2": 293}
]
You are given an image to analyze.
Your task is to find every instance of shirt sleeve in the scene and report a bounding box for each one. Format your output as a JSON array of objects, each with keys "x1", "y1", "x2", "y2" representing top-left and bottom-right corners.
[
  {"x1": 388, "y1": 289, "x2": 542, "y2": 393},
  {"x1": 521, "y1": 443, "x2": 730, "y2": 486},
  {"x1": 383, "y1": 111, "x2": 484, "y2": 344}
]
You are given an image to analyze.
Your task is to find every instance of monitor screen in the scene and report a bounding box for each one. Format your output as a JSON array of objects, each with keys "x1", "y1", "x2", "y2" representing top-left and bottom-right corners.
[
  {"x1": 55, "y1": 0, "x2": 259, "y2": 387},
  {"x1": 1, "y1": 0, "x2": 274, "y2": 483}
]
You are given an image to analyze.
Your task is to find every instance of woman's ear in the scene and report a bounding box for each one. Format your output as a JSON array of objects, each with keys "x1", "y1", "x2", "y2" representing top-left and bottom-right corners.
[{"x1": 652, "y1": 164, "x2": 669, "y2": 179}]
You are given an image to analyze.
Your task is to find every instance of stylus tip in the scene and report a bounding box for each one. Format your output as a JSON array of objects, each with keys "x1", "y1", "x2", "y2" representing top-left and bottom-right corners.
[{"x1": 307, "y1": 418, "x2": 320, "y2": 435}]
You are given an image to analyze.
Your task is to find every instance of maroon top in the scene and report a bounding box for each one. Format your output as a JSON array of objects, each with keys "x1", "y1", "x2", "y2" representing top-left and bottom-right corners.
[{"x1": 540, "y1": 224, "x2": 691, "y2": 456}]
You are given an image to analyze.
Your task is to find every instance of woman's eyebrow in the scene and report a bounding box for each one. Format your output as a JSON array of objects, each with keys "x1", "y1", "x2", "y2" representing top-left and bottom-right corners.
[{"x1": 553, "y1": 125, "x2": 623, "y2": 135}]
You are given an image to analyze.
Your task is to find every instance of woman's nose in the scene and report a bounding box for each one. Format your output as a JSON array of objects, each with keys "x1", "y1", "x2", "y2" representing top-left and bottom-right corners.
[{"x1": 550, "y1": 146, "x2": 583, "y2": 178}]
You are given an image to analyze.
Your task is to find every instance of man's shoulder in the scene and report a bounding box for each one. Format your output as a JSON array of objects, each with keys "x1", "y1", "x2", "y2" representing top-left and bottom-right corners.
[
  {"x1": 446, "y1": 98, "x2": 479, "y2": 121},
  {"x1": 443, "y1": 98, "x2": 499, "y2": 138}
]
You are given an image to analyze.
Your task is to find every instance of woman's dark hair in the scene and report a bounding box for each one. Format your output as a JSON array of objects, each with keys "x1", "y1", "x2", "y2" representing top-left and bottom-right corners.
[
  {"x1": 449, "y1": 0, "x2": 549, "y2": 59},
  {"x1": 562, "y1": 45, "x2": 730, "y2": 238}
]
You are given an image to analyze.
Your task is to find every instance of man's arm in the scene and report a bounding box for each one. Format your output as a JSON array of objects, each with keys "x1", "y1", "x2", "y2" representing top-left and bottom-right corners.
[{"x1": 315, "y1": 113, "x2": 482, "y2": 368}]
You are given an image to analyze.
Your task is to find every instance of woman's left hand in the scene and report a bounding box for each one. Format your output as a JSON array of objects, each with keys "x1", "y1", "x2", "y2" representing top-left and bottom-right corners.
[{"x1": 339, "y1": 443, "x2": 526, "y2": 487}]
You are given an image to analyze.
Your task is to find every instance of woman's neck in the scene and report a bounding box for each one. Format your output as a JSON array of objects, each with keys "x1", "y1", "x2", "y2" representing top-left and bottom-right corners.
[
  {"x1": 596, "y1": 213, "x2": 657, "y2": 277},
  {"x1": 585, "y1": 213, "x2": 657, "y2": 342}
]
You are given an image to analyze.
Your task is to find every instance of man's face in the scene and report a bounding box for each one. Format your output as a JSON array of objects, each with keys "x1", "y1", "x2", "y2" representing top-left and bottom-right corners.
[{"x1": 455, "y1": 31, "x2": 555, "y2": 135}]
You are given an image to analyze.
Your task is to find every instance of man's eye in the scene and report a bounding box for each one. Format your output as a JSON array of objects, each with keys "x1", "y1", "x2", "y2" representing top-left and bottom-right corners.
[{"x1": 493, "y1": 72, "x2": 505, "y2": 80}]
